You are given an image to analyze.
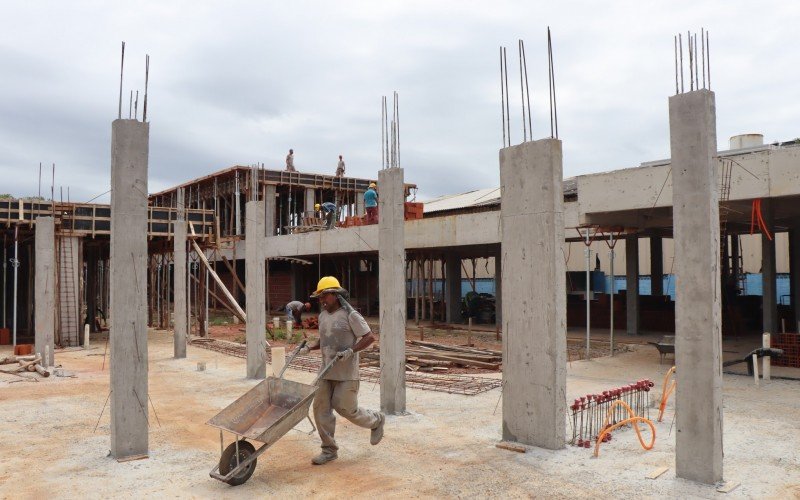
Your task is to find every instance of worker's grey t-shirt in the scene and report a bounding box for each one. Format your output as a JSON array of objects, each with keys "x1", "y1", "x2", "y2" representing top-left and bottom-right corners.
[
  {"x1": 318, "y1": 308, "x2": 370, "y2": 381},
  {"x1": 286, "y1": 301, "x2": 305, "y2": 313}
]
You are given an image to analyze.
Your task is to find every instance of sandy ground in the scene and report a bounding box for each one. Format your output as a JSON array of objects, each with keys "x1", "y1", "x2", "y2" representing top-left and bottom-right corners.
[{"x1": 1, "y1": 329, "x2": 799, "y2": 499}]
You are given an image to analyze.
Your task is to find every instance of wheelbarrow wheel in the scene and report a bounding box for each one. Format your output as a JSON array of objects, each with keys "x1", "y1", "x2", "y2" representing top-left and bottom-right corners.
[{"x1": 219, "y1": 440, "x2": 257, "y2": 486}]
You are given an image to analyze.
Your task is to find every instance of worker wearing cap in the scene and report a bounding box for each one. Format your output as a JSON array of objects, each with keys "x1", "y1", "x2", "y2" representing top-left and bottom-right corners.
[
  {"x1": 315, "y1": 202, "x2": 338, "y2": 229},
  {"x1": 336, "y1": 155, "x2": 345, "y2": 177},
  {"x1": 299, "y1": 276, "x2": 385, "y2": 465},
  {"x1": 364, "y1": 182, "x2": 378, "y2": 224},
  {"x1": 286, "y1": 149, "x2": 295, "y2": 172},
  {"x1": 285, "y1": 300, "x2": 311, "y2": 325}
]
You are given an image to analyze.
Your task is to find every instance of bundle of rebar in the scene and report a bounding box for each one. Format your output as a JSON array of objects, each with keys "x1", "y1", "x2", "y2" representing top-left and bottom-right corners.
[{"x1": 570, "y1": 379, "x2": 654, "y2": 448}]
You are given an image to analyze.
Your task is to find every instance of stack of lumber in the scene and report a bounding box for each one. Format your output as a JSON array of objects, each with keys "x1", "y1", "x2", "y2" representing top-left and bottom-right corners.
[
  {"x1": 360, "y1": 339, "x2": 502, "y2": 372},
  {"x1": 0, "y1": 355, "x2": 50, "y2": 378}
]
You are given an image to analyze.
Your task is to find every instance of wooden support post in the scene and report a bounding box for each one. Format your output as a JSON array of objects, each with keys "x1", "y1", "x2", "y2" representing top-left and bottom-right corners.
[{"x1": 189, "y1": 224, "x2": 246, "y2": 322}]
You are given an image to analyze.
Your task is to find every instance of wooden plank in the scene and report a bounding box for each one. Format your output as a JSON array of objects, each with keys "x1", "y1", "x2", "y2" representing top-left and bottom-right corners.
[
  {"x1": 220, "y1": 254, "x2": 246, "y2": 296},
  {"x1": 716, "y1": 481, "x2": 740, "y2": 494},
  {"x1": 645, "y1": 466, "x2": 669, "y2": 480},
  {"x1": 496, "y1": 442, "x2": 526, "y2": 453}
]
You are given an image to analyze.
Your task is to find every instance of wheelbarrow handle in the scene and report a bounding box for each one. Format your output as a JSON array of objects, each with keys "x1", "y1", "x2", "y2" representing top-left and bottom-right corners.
[
  {"x1": 312, "y1": 354, "x2": 343, "y2": 386},
  {"x1": 277, "y1": 340, "x2": 308, "y2": 380}
]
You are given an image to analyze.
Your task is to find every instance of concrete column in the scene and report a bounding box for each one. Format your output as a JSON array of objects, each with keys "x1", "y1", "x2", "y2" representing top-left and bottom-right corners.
[
  {"x1": 110, "y1": 118, "x2": 149, "y2": 460},
  {"x1": 304, "y1": 188, "x2": 315, "y2": 214},
  {"x1": 791, "y1": 229, "x2": 800, "y2": 332},
  {"x1": 379, "y1": 167, "x2": 406, "y2": 414},
  {"x1": 173, "y1": 188, "x2": 187, "y2": 359},
  {"x1": 500, "y1": 138, "x2": 566, "y2": 449},
  {"x1": 494, "y1": 255, "x2": 502, "y2": 325},
  {"x1": 445, "y1": 254, "x2": 461, "y2": 323},
  {"x1": 650, "y1": 236, "x2": 664, "y2": 296},
  {"x1": 669, "y1": 89, "x2": 722, "y2": 484},
  {"x1": 625, "y1": 235, "x2": 640, "y2": 335},
  {"x1": 246, "y1": 200, "x2": 266, "y2": 379},
  {"x1": 34, "y1": 217, "x2": 55, "y2": 367},
  {"x1": 761, "y1": 200, "x2": 778, "y2": 334},
  {"x1": 265, "y1": 184, "x2": 277, "y2": 237},
  {"x1": 356, "y1": 191, "x2": 365, "y2": 216}
]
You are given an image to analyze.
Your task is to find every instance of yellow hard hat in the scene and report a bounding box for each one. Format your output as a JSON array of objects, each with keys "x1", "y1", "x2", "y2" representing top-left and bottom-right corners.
[
  {"x1": 311, "y1": 276, "x2": 341, "y2": 298},
  {"x1": 369, "y1": 182, "x2": 377, "y2": 189},
  {"x1": 314, "y1": 203, "x2": 321, "y2": 211}
]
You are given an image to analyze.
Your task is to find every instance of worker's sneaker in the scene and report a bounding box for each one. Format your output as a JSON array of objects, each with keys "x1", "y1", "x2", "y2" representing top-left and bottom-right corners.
[
  {"x1": 370, "y1": 413, "x2": 385, "y2": 445},
  {"x1": 311, "y1": 452, "x2": 337, "y2": 465}
]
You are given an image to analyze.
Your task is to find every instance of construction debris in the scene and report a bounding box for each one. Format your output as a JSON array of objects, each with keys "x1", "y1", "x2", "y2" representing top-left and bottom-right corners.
[{"x1": 0, "y1": 355, "x2": 51, "y2": 379}]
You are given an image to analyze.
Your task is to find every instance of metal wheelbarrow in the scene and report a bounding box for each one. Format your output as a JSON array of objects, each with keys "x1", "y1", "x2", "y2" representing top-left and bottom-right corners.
[{"x1": 206, "y1": 340, "x2": 338, "y2": 486}]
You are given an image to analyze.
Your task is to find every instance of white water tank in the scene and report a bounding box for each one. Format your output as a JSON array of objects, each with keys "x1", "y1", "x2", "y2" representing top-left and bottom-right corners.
[{"x1": 729, "y1": 133, "x2": 764, "y2": 149}]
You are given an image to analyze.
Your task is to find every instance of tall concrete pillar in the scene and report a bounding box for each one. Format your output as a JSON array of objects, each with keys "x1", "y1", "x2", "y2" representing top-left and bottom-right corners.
[
  {"x1": 246, "y1": 200, "x2": 266, "y2": 379},
  {"x1": 34, "y1": 217, "x2": 56, "y2": 367},
  {"x1": 494, "y1": 255, "x2": 502, "y2": 324},
  {"x1": 670, "y1": 89, "x2": 722, "y2": 484},
  {"x1": 304, "y1": 188, "x2": 315, "y2": 214},
  {"x1": 650, "y1": 236, "x2": 664, "y2": 296},
  {"x1": 625, "y1": 235, "x2": 640, "y2": 335},
  {"x1": 265, "y1": 184, "x2": 277, "y2": 237},
  {"x1": 379, "y1": 167, "x2": 406, "y2": 414},
  {"x1": 173, "y1": 188, "x2": 187, "y2": 359},
  {"x1": 500, "y1": 139, "x2": 566, "y2": 449},
  {"x1": 110, "y1": 118, "x2": 149, "y2": 460},
  {"x1": 761, "y1": 200, "x2": 778, "y2": 334},
  {"x1": 791, "y1": 229, "x2": 800, "y2": 332},
  {"x1": 356, "y1": 191, "x2": 365, "y2": 216},
  {"x1": 445, "y1": 254, "x2": 461, "y2": 323}
]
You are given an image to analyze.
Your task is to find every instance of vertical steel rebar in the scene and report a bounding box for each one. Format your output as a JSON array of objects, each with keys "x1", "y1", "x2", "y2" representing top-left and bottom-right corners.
[
  {"x1": 518, "y1": 39, "x2": 527, "y2": 142},
  {"x1": 500, "y1": 47, "x2": 506, "y2": 147},
  {"x1": 521, "y1": 40, "x2": 533, "y2": 139},
  {"x1": 118, "y1": 41, "x2": 125, "y2": 119},
  {"x1": 503, "y1": 47, "x2": 511, "y2": 145}
]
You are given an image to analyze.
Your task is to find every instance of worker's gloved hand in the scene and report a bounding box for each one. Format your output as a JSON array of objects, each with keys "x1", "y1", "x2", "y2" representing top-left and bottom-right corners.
[
  {"x1": 298, "y1": 345, "x2": 310, "y2": 356},
  {"x1": 337, "y1": 348, "x2": 354, "y2": 360}
]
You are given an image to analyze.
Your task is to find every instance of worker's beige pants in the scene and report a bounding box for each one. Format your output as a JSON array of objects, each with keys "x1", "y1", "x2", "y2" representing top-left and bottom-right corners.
[{"x1": 313, "y1": 379, "x2": 380, "y2": 455}]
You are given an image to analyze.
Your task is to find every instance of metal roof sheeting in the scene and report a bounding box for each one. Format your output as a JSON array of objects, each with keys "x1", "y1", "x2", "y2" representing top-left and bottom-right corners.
[{"x1": 422, "y1": 178, "x2": 577, "y2": 214}]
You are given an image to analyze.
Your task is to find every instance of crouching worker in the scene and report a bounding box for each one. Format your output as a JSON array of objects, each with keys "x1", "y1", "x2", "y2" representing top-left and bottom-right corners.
[{"x1": 299, "y1": 276, "x2": 385, "y2": 465}]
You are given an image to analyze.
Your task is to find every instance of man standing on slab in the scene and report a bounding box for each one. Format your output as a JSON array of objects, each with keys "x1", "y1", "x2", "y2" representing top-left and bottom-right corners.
[{"x1": 299, "y1": 276, "x2": 385, "y2": 465}]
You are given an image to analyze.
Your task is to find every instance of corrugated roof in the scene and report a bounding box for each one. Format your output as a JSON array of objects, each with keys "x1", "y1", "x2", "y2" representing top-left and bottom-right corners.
[{"x1": 422, "y1": 177, "x2": 577, "y2": 214}]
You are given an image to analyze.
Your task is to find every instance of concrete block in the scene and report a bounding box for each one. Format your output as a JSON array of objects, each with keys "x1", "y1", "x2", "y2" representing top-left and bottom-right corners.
[{"x1": 499, "y1": 138, "x2": 566, "y2": 450}]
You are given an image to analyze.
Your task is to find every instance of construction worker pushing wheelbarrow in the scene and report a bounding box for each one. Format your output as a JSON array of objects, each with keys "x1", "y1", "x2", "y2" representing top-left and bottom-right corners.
[
  {"x1": 300, "y1": 276, "x2": 386, "y2": 465},
  {"x1": 206, "y1": 275, "x2": 385, "y2": 485}
]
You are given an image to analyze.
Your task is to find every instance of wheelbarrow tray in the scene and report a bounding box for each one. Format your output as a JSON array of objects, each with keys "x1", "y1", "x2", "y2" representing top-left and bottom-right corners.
[{"x1": 207, "y1": 376, "x2": 317, "y2": 443}]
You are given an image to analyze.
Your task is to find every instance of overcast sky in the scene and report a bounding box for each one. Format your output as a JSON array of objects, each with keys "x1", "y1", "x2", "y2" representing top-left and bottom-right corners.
[{"x1": 1, "y1": 1, "x2": 799, "y2": 202}]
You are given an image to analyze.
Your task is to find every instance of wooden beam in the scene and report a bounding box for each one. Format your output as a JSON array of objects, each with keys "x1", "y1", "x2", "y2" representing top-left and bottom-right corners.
[{"x1": 189, "y1": 223, "x2": 246, "y2": 321}]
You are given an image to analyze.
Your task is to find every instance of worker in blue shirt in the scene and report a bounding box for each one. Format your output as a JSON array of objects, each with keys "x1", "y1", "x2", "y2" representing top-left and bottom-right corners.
[{"x1": 364, "y1": 183, "x2": 378, "y2": 224}]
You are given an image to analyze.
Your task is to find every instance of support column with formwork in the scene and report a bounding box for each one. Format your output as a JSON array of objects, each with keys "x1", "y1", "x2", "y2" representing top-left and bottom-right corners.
[
  {"x1": 379, "y1": 167, "x2": 406, "y2": 414},
  {"x1": 761, "y1": 200, "x2": 778, "y2": 334},
  {"x1": 445, "y1": 254, "x2": 461, "y2": 323},
  {"x1": 58, "y1": 235, "x2": 82, "y2": 346},
  {"x1": 246, "y1": 200, "x2": 266, "y2": 379},
  {"x1": 500, "y1": 139, "x2": 566, "y2": 449},
  {"x1": 304, "y1": 188, "x2": 315, "y2": 214},
  {"x1": 625, "y1": 235, "x2": 640, "y2": 335},
  {"x1": 650, "y1": 236, "x2": 664, "y2": 296},
  {"x1": 34, "y1": 217, "x2": 56, "y2": 367},
  {"x1": 791, "y1": 228, "x2": 800, "y2": 332},
  {"x1": 265, "y1": 184, "x2": 277, "y2": 237},
  {"x1": 173, "y1": 188, "x2": 187, "y2": 358},
  {"x1": 670, "y1": 89, "x2": 723, "y2": 484},
  {"x1": 109, "y1": 118, "x2": 149, "y2": 460},
  {"x1": 356, "y1": 192, "x2": 365, "y2": 216}
]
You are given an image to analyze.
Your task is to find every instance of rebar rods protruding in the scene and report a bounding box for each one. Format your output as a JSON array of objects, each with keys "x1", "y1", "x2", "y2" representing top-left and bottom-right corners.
[
  {"x1": 118, "y1": 41, "x2": 125, "y2": 119},
  {"x1": 381, "y1": 92, "x2": 401, "y2": 169},
  {"x1": 674, "y1": 29, "x2": 711, "y2": 94},
  {"x1": 547, "y1": 27, "x2": 558, "y2": 139}
]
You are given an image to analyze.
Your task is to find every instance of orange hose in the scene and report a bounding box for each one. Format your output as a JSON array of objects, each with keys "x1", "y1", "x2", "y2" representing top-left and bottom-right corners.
[
  {"x1": 594, "y1": 400, "x2": 656, "y2": 457},
  {"x1": 658, "y1": 366, "x2": 677, "y2": 422},
  {"x1": 756, "y1": 198, "x2": 773, "y2": 241}
]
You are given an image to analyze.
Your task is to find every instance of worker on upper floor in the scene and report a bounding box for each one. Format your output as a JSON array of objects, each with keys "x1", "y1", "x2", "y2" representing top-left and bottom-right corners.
[
  {"x1": 364, "y1": 182, "x2": 378, "y2": 224},
  {"x1": 315, "y1": 202, "x2": 338, "y2": 229},
  {"x1": 286, "y1": 149, "x2": 296, "y2": 172},
  {"x1": 336, "y1": 155, "x2": 345, "y2": 177}
]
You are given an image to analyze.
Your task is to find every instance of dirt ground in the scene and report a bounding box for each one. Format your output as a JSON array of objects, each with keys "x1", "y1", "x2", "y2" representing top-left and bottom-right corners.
[{"x1": 1, "y1": 329, "x2": 798, "y2": 499}]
